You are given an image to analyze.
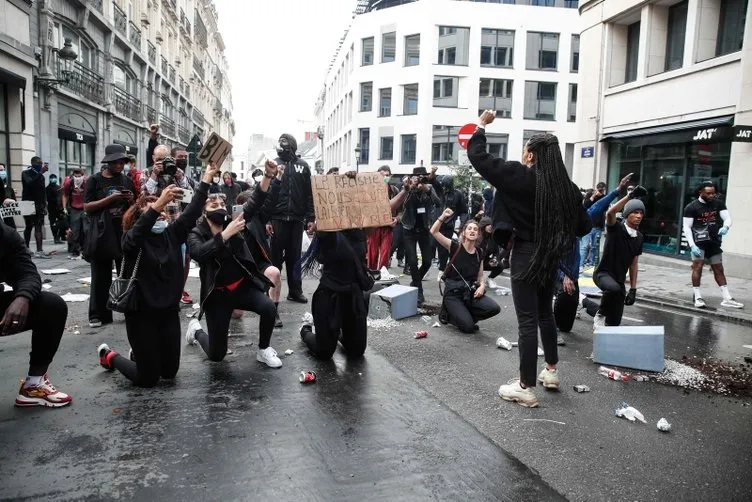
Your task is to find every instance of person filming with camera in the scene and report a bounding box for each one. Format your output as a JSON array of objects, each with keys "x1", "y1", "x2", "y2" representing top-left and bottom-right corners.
[
  {"x1": 143, "y1": 145, "x2": 174, "y2": 197},
  {"x1": 431, "y1": 208, "x2": 500, "y2": 333}
]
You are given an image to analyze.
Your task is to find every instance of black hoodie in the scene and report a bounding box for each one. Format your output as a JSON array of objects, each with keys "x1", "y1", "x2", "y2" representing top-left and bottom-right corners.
[
  {"x1": 21, "y1": 168, "x2": 46, "y2": 205},
  {"x1": 271, "y1": 134, "x2": 315, "y2": 223}
]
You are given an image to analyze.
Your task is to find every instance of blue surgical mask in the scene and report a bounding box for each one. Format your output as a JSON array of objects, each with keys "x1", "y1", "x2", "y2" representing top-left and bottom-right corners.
[
  {"x1": 0, "y1": 171, "x2": 6, "y2": 181},
  {"x1": 151, "y1": 220, "x2": 168, "y2": 234},
  {"x1": 124, "y1": 165, "x2": 131, "y2": 175},
  {"x1": 49, "y1": 178, "x2": 58, "y2": 185}
]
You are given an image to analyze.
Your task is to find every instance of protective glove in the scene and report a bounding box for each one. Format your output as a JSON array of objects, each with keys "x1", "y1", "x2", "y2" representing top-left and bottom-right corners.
[
  {"x1": 624, "y1": 288, "x2": 637, "y2": 306},
  {"x1": 719, "y1": 226, "x2": 729, "y2": 237},
  {"x1": 629, "y1": 185, "x2": 647, "y2": 199},
  {"x1": 691, "y1": 246, "x2": 702, "y2": 257}
]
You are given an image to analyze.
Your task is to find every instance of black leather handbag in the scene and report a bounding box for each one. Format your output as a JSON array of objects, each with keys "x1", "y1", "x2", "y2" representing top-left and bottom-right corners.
[{"x1": 107, "y1": 250, "x2": 143, "y2": 313}]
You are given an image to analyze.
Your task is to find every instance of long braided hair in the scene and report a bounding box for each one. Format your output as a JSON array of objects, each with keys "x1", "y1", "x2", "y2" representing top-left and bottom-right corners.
[{"x1": 517, "y1": 133, "x2": 581, "y2": 286}]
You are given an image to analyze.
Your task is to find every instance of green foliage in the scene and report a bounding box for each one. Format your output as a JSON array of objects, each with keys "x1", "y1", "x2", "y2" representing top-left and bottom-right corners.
[{"x1": 449, "y1": 164, "x2": 486, "y2": 193}]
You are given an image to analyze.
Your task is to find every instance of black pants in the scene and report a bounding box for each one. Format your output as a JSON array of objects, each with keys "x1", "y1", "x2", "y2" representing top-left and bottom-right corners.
[
  {"x1": 89, "y1": 257, "x2": 121, "y2": 324},
  {"x1": 436, "y1": 226, "x2": 455, "y2": 270},
  {"x1": 196, "y1": 281, "x2": 276, "y2": 361},
  {"x1": 0, "y1": 291, "x2": 67, "y2": 374},
  {"x1": 48, "y1": 210, "x2": 65, "y2": 241},
  {"x1": 390, "y1": 224, "x2": 404, "y2": 262},
  {"x1": 3, "y1": 216, "x2": 16, "y2": 229},
  {"x1": 115, "y1": 309, "x2": 181, "y2": 387},
  {"x1": 270, "y1": 219, "x2": 304, "y2": 295},
  {"x1": 510, "y1": 241, "x2": 558, "y2": 387},
  {"x1": 68, "y1": 208, "x2": 83, "y2": 255},
  {"x1": 403, "y1": 228, "x2": 433, "y2": 293},
  {"x1": 594, "y1": 272, "x2": 626, "y2": 326},
  {"x1": 553, "y1": 280, "x2": 579, "y2": 333},
  {"x1": 23, "y1": 213, "x2": 44, "y2": 251},
  {"x1": 443, "y1": 292, "x2": 500, "y2": 333},
  {"x1": 304, "y1": 285, "x2": 367, "y2": 360}
]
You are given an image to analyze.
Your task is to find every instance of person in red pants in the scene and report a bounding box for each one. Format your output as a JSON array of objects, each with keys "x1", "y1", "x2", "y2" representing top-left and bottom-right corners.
[{"x1": 366, "y1": 165, "x2": 406, "y2": 270}]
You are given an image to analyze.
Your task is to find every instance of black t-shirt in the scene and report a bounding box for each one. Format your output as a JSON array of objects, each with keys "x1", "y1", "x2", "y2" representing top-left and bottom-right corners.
[
  {"x1": 84, "y1": 172, "x2": 135, "y2": 220},
  {"x1": 595, "y1": 222, "x2": 643, "y2": 283},
  {"x1": 214, "y1": 237, "x2": 248, "y2": 287},
  {"x1": 444, "y1": 240, "x2": 482, "y2": 284},
  {"x1": 496, "y1": 163, "x2": 536, "y2": 241},
  {"x1": 683, "y1": 198, "x2": 726, "y2": 246}
]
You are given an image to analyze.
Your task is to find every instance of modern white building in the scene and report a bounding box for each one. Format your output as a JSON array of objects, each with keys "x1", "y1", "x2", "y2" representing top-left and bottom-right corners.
[
  {"x1": 315, "y1": 0, "x2": 582, "y2": 175},
  {"x1": 573, "y1": 0, "x2": 752, "y2": 277}
]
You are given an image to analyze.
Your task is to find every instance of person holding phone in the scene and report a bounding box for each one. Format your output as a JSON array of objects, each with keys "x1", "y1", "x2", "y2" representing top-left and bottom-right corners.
[
  {"x1": 185, "y1": 160, "x2": 282, "y2": 368},
  {"x1": 83, "y1": 144, "x2": 136, "y2": 328},
  {"x1": 96, "y1": 164, "x2": 218, "y2": 387}
]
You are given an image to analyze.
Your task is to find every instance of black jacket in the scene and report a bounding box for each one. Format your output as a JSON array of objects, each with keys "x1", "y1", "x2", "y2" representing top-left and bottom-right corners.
[
  {"x1": 271, "y1": 156, "x2": 315, "y2": 223},
  {"x1": 187, "y1": 185, "x2": 273, "y2": 319},
  {"x1": 121, "y1": 181, "x2": 209, "y2": 311},
  {"x1": 21, "y1": 169, "x2": 46, "y2": 205},
  {"x1": 400, "y1": 186, "x2": 441, "y2": 231},
  {"x1": 243, "y1": 178, "x2": 281, "y2": 265},
  {"x1": 317, "y1": 229, "x2": 373, "y2": 293},
  {"x1": 0, "y1": 220, "x2": 41, "y2": 302}
]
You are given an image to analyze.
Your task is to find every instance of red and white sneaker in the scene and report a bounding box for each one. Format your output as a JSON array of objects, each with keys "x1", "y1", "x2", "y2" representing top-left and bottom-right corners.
[
  {"x1": 98, "y1": 343, "x2": 117, "y2": 371},
  {"x1": 15, "y1": 375, "x2": 72, "y2": 408},
  {"x1": 181, "y1": 291, "x2": 193, "y2": 304}
]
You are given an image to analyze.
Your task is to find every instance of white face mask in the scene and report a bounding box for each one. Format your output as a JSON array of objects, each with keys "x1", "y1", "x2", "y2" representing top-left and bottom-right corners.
[
  {"x1": 254, "y1": 175, "x2": 263, "y2": 184},
  {"x1": 151, "y1": 220, "x2": 168, "y2": 234},
  {"x1": 213, "y1": 177, "x2": 220, "y2": 184},
  {"x1": 73, "y1": 176, "x2": 84, "y2": 188}
]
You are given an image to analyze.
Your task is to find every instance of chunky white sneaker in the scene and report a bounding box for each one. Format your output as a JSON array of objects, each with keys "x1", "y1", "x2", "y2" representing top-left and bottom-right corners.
[
  {"x1": 720, "y1": 298, "x2": 744, "y2": 309},
  {"x1": 498, "y1": 379, "x2": 538, "y2": 408},
  {"x1": 185, "y1": 319, "x2": 201, "y2": 346},
  {"x1": 538, "y1": 367, "x2": 560, "y2": 390},
  {"x1": 257, "y1": 347, "x2": 282, "y2": 368},
  {"x1": 593, "y1": 313, "x2": 606, "y2": 332},
  {"x1": 694, "y1": 296, "x2": 706, "y2": 308},
  {"x1": 576, "y1": 293, "x2": 586, "y2": 318}
]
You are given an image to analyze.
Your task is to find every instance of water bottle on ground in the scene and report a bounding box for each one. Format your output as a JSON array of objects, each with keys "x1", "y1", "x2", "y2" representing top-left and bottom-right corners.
[{"x1": 598, "y1": 365, "x2": 631, "y2": 382}]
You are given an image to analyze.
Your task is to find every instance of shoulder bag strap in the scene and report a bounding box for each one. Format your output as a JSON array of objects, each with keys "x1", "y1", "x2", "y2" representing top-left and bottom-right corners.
[
  {"x1": 442, "y1": 242, "x2": 463, "y2": 281},
  {"x1": 117, "y1": 250, "x2": 143, "y2": 283}
]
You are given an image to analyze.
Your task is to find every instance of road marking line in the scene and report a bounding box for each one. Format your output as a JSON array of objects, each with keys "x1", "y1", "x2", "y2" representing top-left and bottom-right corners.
[
  {"x1": 522, "y1": 419, "x2": 566, "y2": 425},
  {"x1": 622, "y1": 316, "x2": 644, "y2": 323}
]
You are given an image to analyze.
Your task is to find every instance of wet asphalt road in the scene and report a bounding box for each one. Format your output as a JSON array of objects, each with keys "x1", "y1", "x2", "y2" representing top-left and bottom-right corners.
[{"x1": 0, "y1": 256, "x2": 751, "y2": 501}]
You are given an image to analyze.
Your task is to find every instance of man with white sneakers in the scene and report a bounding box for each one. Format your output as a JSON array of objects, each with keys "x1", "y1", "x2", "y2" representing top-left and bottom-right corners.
[{"x1": 683, "y1": 182, "x2": 743, "y2": 309}]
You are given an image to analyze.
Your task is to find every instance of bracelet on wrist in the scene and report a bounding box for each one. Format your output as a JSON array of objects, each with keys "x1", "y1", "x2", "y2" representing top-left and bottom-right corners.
[{"x1": 264, "y1": 173, "x2": 275, "y2": 179}]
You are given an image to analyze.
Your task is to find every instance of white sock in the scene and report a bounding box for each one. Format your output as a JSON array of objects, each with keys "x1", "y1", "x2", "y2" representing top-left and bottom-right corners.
[
  {"x1": 23, "y1": 375, "x2": 43, "y2": 389},
  {"x1": 693, "y1": 287, "x2": 703, "y2": 299},
  {"x1": 720, "y1": 285, "x2": 732, "y2": 301}
]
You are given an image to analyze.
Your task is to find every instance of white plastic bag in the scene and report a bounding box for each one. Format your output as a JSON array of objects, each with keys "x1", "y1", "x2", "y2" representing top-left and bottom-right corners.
[{"x1": 301, "y1": 231, "x2": 312, "y2": 254}]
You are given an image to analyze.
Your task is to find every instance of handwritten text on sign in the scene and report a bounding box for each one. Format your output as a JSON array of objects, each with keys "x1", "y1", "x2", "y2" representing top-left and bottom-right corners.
[{"x1": 312, "y1": 173, "x2": 392, "y2": 232}]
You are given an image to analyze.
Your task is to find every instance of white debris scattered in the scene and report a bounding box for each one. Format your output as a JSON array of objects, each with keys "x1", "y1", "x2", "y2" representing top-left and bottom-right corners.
[
  {"x1": 40, "y1": 269, "x2": 71, "y2": 275},
  {"x1": 367, "y1": 317, "x2": 400, "y2": 330},
  {"x1": 60, "y1": 293, "x2": 89, "y2": 302},
  {"x1": 77, "y1": 277, "x2": 92, "y2": 284},
  {"x1": 192, "y1": 303, "x2": 200, "y2": 310},
  {"x1": 657, "y1": 418, "x2": 672, "y2": 432},
  {"x1": 379, "y1": 267, "x2": 396, "y2": 280},
  {"x1": 42, "y1": 284, "x2": 51, "y2": 290},
  {"x1": 496, "y1": 337, "x2": 513, "y2": 350},
  {"x1": 420, "y1": 315, "x2": 432, "y2": 324},
  {"x1": 301, "y1": 312, "x2": 314, "y2": 324},
  {"x1": 431, "y1": 322, "x2": 441, "y2": 328},
  {"x1": 284, "y1": 349, "x2": 294, "y2": 356},
  {"x1": 657, "y1": 359, "x2": 707, "y2": 389}
]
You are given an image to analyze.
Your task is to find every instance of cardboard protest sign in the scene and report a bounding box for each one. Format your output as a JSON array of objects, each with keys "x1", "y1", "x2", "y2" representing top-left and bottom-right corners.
[
  {"x1": 312, "y1": 173, "x2": 392, "y2": 232},
  {"x1": 196, "y1": 132, "x2": 232, "y2": 168},
  {"x1": 0, "y1": 201, "x2": 35, "y2": 219}
]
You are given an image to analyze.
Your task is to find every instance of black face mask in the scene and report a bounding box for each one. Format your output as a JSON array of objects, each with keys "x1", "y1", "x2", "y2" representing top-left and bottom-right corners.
[
  {"x1": 206, "y1": 209, "x2": 230, "y2": 227},
  {"x1": 276, "y1": 144, "x2": 294, "y2": 160},
  {"x1": 176, "y1": 158, "x2": 188, "y2": 169}
]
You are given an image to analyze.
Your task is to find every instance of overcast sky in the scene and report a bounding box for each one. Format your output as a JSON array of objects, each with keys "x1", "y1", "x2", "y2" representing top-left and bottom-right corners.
[{"x1": 214, "y1": 0, "x2": 356, "y2": 151}]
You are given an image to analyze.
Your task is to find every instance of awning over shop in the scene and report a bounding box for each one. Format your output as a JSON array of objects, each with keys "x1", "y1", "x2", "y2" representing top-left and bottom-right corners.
[{"x1": 601, "y1": 116, "x2": 735, "y2": 146}]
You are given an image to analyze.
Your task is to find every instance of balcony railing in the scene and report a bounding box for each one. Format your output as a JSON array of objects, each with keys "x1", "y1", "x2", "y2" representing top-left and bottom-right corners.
[
  {"x1": 161, "y1": 56, "x2": 168, "y2": 76},
  {"x1": 113, "y1": 86, "x2": 142, "y2": 122},
  {"x1": 145, "y1": 105, "x2": 158, "y2": 125},
  {"x1": 168, "y1": 65, "x2": 176, "y2": 83},
  {"x1": 147, "y1": 41, "x2": 156, "y2": 64},
  {"x1": 58, "y1": 59, "x2": 105, "y2": 104},
  {"x1": 193, "y1": 58, "x2": 204, "y2": 80},
  {"x1": 91, "y1": 0, "x2": 103, "y2": 13},
  {"x1": 194, "y1": 9, "x2": 208, "y2": 49},
  {"x1": 178, "y1": 125, "x2": 190, "y2": 144},
  {"x1": 160, "y1": 115, "x2": 176, "y2": 137},
  {"x1": 113, "y1": 2, "x2": 127, "y2": 35},
  {"x1": 128, "y1": 21, "x2": 142, "y2": 48},
  {"x1": 192, "y1": 108, "x2": 204, "y2": 127}
]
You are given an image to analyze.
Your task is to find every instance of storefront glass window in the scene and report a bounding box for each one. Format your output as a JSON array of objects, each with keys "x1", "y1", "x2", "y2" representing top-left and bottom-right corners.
[{"x1": 59, "y1": 138, "x2": 95, "y2": 177}]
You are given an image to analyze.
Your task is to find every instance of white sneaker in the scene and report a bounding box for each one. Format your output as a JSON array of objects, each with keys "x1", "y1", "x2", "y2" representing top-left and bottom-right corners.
[
  {"x1": 537, "y1": 346, "x2": 544, "y2": 356},
  {"x1": 576, "y1": 293, "x2": 586, "y2": 319},
  {"x1": 257, "y1": 347, "x2": 282, "y2": 368},
  {"x1": 185, "y1": 319, "x2": 201, "y2": 346},
  {"x1": 593, "y1": 313, "x2": 606, "y2": 332},
  {"x1": 694, "y1": 296, "x2": 706, "y2": 308},
  {"x1": 89, "y1": 319, "x2": 102, "y2": 328},
  {"x1": 720, "y1": 298, "x2": 744, "y2": 309},
  {"x1": 498, "y1": 379, "x2": 538, "y2": 408},
  {"x1": 537, "y1": 367, "x2": 560, "y2": 389}
]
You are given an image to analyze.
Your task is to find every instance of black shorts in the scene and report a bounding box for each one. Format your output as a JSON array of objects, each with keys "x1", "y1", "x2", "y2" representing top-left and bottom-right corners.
[{"x1": 696, "y1": 243, "x2": 723, "y2": 264}]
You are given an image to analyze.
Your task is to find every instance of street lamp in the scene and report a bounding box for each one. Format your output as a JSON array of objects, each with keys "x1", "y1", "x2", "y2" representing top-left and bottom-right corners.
[
  {"x1": 35, "y1": 38, "x2": 78, "y2": 90},
  {"x1": 317, "y1": 126, "x2": 325, "y2": 174},
  {"x1": 354, "y1": 144, "x2": 361, "y2": 173}
]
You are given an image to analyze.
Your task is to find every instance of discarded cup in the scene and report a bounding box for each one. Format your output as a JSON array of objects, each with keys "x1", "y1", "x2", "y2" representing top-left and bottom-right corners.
[
  {"x1": 615, "y1": 402, "x2": 647, "y2": 423},
  {"x1": 573, "y1": 385, "x2": 590, "y2": 393},
  {"x1": 657, "y1": 418, "x2": 672, "y2": 432},
  {"x1": 496, "y1": 336, "x2": 513, "y2": 350},
  {"x1": 299, "y1": 371, "x2": 317, "y2": 384},
  {"x1": 414, "y1": 330, "x2": 428, "y2": 339}
]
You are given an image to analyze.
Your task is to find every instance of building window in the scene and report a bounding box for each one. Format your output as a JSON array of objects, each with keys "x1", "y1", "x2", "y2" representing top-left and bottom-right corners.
[
  {"x1": 437, "y1": 26, "x2": 470, "y2": 65},
  {"x1": 431, "y1": 126, "x2": 460, "y2": 164},
  {"x1": 433, "y1": 76, "x2": 458, "y2": 107},
  {"x1": 480, "y1": 29, "x2": 514, "y2": 68},
  {"x1": 523, "y1": 81, "x2": 557, "y2": 120},
  {"x1": 379, "y1": 88, "x2": 392, "y2": 117},
  {"x1": 625, "y1": 21, "x2": 640, "y2": 83},
  {"x1": 405, "y1": 34, "x2": 420, "y2": 66},
  {"x1": 360, "y1": 82, "x2": 373, "y2": 112},
  {"x1": 382, "y1": 32, "x2": 396, "y2": 62},
  {"x1": 401, "y1": 134, "x2": 417, "y2": 164},
  {"x1": 717, "y1": 0, "x2": 747, "y2": 57},
  {"x1": 570, "y1": 35, "x2": 579, "y2": 72},
  {"x1": 665, "y1": 1, "x2": 688, "y2": 71},
  {"x1": 359, "y1": 128, "x2": 370, "y2": 164},
  {"x1": 380, "y1": 136, "x2": 394, "y2": 160},
  {"x1": 478, "y1": 78, "x2": 513, "y2": 118},
  {"x1": 362, "y1": 37, "x2": 374, "y2": 66},
  {"x1": 526, "y1": 32, "x2": 559, "y2": 70},
  {"x1": 403, "y1": 83, "x2": 419, "y2": 115},
  {"x1": 486, "y1": 133, "x2": 509, "y2": 158},
  {"x1": 568, "y1": 83, "x2": 577, "y2": 122},
  {"x1": 523, "y1": 129, "x2": 549, "y2": 144},
  {"x1": 531, "y1": 0, "x2": 556, "y2": 5},
  {"x1": 58, "y1": 24, "x2": 96, "y2": 70},
  {"x1": 564, "y1": 0, "x2": 578, "y2": 7},
  {"x1": 59, "y1": 138, "x2": 95, "y2": 177},
  {"x1": 112, "y1": 64, "x2": 134, "y2": 94}
]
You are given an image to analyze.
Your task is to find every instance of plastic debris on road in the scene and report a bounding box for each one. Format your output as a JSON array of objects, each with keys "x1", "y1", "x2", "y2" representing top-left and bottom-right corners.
[
  {"x1": 192, "y1": 303, "x2": 200, "y2": 310},
  {"x1": 492, "y1": 286, "x2": 511, "y2": 296},
  {"x1": 414, "y1": 330, "x2": 428, "y2": 339},
  {"x1": 60, "y1": 293, "x2": 89, "y2": 302},
  {"x1": 615, "y1": 402, "x2": 647, "y2": 423},
  {"x1": 40, "y1": 269, "x2": 71, "y2": 275},
  {"x1": 432, "y1": 322, "x2": 441, "y2": 327},
  {"x1": 379, "y1": 266, "x2": 397, "y2": 281},
  {"x1": 573, "y1": 385, "x2": 590, "y2": 393},
  {"x1": 657, "y1": 418, "x2": 672, "y2": 432},
  {"x1": 284, "y1": 349, "x2": 294, "y2": 355},
  {"x1": 76, "y1": 277, "x2": 92, "y2": 284},
  {"x1": 633, "y1": 375, "x2": 649, "y2": 382},
  {"x1": 420, "y1": 315, "x2": 432, "y2": 324},
  {"x1": 301, "y1": 312, "x2": 314, "y2": 324},
  {"x1": 496, "y1": 337, "x2": 512, "y2": 350},
  {"x1": 42, "y1": 284, "x2": 51, "y2": 290}
]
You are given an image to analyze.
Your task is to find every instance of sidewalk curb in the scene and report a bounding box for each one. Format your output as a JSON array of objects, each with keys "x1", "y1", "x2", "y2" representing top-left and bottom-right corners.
[{"x1": 638, "y1": 294, "x2": 752, "y2": 327}]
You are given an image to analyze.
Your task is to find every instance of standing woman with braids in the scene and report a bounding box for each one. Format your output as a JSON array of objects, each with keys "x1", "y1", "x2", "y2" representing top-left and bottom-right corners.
[{"x1": 468, "y1": 110, "x2": 591, "y2": 408}]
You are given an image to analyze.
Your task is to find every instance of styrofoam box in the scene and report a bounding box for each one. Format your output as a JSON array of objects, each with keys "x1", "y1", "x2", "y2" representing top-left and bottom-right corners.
[
  {"x1": 373, "y1": 285, "x2": 419, "y2": 320},
  {"x1": 593, "y1": 325, "x2": 665, "y2": 372}
]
